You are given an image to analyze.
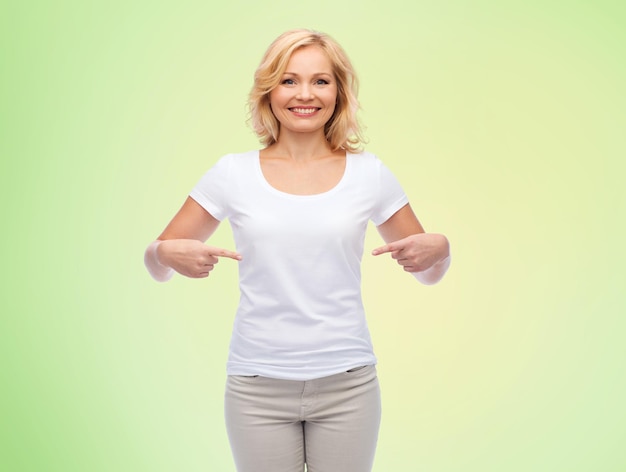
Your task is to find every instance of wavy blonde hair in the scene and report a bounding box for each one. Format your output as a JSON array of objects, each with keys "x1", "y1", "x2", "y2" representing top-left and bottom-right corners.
[{"x1": 248, "y1": 29, "x2": 365, "y2": 152}]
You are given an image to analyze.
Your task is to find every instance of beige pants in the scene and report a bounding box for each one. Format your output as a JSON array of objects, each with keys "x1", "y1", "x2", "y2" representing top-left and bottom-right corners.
[{"x1": 224, "y1": 365, "x2": 381, "y2": 472}]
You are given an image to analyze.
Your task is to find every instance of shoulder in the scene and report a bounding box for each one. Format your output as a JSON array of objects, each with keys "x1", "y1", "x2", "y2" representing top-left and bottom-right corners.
[
  {"x1": 349, "y1": 149, "x2": 376, "y2": 160},
  {"x1": 348, "y1": 149, "x2": 405, "y2": 191},
  {"x1": 192, "y1": 150, "x2": 259, "y2": 200},
  {"x1": 348, "y1": 149, "x2": 387, "y2": 174},
  {"x1": 348, "y1": 149, "x2": 380, "y2": 165},
  {"x1": 204, "y1": 149, "x2": 258, "y2": 173},
  {"x1": 214, "y1": 149, "x2": 258, "y2": 165}
]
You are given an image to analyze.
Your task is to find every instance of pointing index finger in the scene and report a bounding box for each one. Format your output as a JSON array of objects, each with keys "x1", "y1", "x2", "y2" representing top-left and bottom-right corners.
[
  {"x1": 219, "y1": 250, "x2": 243, "y2": 261},
  {"x1": 372, "y1": 243, "x2": 395, "y2": 256},
  {"x1": 208, "y1": 246, "x2": 243, "y2": 261}
]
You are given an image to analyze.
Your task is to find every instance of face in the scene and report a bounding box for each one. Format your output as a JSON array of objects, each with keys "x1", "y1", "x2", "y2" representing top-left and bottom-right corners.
[{"x1": 269, "y1": 45, "x2": 338, "y2": 138}]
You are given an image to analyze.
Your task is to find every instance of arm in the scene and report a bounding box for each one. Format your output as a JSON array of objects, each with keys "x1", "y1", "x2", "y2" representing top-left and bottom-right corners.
[
  {"x1": 144, "y1": 197, "x2": 241, "y2": 282},
  {"x1": 372, "y1": 203, "x2": 450, "y2": 285}
]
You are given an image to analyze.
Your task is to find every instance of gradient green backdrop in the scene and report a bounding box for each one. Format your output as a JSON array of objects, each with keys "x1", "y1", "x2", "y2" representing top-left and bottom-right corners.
[{"x1": 2, "y1": 1, "x2": 624, "y2": 470}]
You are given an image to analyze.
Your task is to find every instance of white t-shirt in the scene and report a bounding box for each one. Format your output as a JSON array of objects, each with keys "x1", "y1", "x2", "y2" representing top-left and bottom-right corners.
[{"x1": 190, "y1": 150, "x2": 409, "y2": 380}]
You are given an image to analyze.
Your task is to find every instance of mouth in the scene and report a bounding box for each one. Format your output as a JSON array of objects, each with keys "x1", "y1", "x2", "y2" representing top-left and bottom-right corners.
[{"x1": 288, "y1": 107, "x2": 321, "y2": 115}]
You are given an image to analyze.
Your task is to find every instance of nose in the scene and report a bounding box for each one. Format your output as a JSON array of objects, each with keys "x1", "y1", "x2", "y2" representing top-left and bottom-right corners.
[{"x1": 296, "y1": 83, "x2": 314, "y2": 100}]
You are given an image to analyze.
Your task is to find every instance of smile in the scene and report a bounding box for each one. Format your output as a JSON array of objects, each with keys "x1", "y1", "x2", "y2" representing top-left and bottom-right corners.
[{"x1": 289, "y1": 107, "x2": 320, "y2": 115}]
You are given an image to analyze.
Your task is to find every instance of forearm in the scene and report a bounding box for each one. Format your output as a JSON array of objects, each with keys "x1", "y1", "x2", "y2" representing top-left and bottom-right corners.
[{"x1": 144, "y1": 240, "x2": 174, "y2": 282}]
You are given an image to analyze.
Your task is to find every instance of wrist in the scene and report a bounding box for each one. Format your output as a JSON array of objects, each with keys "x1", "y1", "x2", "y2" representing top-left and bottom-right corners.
[
  {"x1": 153, "y1": 240, "x2": 169, "y2": 268},
  {"x1": 145, "y1": 240, "x2": 174, "y2": 282}
]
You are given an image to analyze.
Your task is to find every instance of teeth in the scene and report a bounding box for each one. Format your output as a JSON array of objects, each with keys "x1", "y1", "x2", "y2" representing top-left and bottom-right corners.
[{"x1": 291, "y1": 108, "x2": 317, "y2": 114}]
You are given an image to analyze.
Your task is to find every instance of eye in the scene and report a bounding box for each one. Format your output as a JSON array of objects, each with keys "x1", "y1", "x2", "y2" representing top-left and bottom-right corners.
[
  {"x1": 281, "y1": 78, "x2": 295, "y2": 85},
  {"x1": 315, "y1": 79, "x2": 329, "y2": 85}
]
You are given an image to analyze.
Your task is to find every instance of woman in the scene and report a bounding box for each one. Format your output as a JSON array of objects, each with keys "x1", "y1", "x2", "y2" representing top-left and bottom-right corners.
[{"x1": 144, "y1": 29, "x2": 450, "y2": 472}]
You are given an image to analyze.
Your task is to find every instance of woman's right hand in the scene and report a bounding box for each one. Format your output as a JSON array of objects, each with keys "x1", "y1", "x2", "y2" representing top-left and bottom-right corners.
[
  {"x1": 157, "y1": 239, "x2": 242, "y2": 279},
  {"x1": 145, "y1": 197, "x2": 239, "y2": 282}
]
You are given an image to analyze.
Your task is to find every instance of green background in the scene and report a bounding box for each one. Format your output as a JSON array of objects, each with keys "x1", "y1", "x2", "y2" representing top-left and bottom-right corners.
[{"x1": 2, "y1": 0, "x2": 624, "y2": 470}]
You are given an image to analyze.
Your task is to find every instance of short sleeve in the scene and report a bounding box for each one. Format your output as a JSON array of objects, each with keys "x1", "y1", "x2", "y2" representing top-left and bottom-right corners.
[
  {"x1": 370, "y1": 157, "x2": 410, "y2": 226},
  {"x1": 189, "y1": 154, "x2": 233, "y2": 221}
]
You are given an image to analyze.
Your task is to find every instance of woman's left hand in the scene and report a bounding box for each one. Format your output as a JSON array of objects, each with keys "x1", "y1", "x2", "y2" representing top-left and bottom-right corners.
[{"x1": 372, "y1": 233, "x2": 450, "y2": 273}]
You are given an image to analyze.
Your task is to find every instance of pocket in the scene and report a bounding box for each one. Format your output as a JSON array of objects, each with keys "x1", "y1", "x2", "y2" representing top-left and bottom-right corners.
[
  {"x1": 346, "y1": 365, "x2": 368, "y2": 373},
  {"x1": 229, "y1": 374, "x2": 261, "y2": 385}
]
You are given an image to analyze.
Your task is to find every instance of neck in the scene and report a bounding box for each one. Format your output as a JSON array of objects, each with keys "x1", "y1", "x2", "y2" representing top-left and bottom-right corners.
[{"x1": 268, "y1": 129, "x2": 334, "y2": 161}]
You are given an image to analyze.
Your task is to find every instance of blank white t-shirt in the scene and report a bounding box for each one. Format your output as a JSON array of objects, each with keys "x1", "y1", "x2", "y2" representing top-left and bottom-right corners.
[{"x1": 190, "y1": 150, "x2": 409, "y2": 380}]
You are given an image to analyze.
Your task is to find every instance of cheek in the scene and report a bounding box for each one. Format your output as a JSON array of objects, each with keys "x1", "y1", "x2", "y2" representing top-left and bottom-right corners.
[
  {"x1": 269, "y1": 86, "x2": 288, "y2": 102},
  {"x1": 327, "y1": 88, "x2": 339, "y2": 108},
  {"x1": 268, "y1": 96, "x2": 283, "y2": 118},
  {"x1": 268, "y1": 90, "x2": 280, "y2": 108},
  {"x1": 327, "y1": 94, "x2": 338, "y2": 115}
]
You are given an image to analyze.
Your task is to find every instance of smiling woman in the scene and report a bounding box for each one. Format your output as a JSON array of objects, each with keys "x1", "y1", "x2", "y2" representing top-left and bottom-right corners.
[
  {"x1": 144, "y1": 28, "x2": 450, "y2": 472},
  {"x1": 248, "y1": 29, "x2": 364, "y2": 152},
  {"x1": 268, "y1": 46, "x2": 338, "y2": 136}
]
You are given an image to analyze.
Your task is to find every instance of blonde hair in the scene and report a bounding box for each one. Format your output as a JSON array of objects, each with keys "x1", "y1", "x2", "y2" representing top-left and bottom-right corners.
[{"x1": 248, "y1": 29, "x2": 365, "y2": 152}]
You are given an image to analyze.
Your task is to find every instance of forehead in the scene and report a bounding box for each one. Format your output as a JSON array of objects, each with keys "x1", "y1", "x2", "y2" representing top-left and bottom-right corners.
[{"x1": 284, "y1": 45, "x2": 333, "y2": 73}]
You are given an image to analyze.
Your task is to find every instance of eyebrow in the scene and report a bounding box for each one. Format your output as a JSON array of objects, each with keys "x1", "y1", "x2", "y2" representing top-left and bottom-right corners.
[{"x1": 283, "y1": 72, "x2": 333, "y2": 78}]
